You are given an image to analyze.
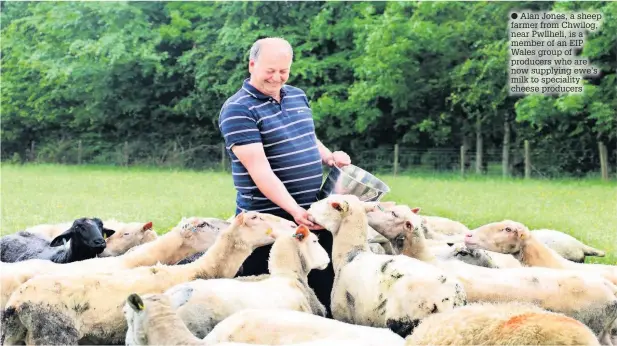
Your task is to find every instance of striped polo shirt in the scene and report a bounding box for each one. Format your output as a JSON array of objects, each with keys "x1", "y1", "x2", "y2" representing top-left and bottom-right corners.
[{"x1": 218, "y1": 79, "x2": 324, "y2": 217}]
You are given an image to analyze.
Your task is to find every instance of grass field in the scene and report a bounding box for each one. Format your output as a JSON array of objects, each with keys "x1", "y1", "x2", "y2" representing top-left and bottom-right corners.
[{"x1": 1, "y1": 164, "x2": 616, "y2": 265}]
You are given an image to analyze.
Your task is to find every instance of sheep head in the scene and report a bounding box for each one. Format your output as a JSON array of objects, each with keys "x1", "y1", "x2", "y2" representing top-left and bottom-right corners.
[
  {"x1": 292, "y1": 225, "x2": 330, "y2": 271},
  {"x1": 464, "y1": 220, "x2": 530, "y2": 255},
  {"x1": 306, "y1": 194, "x2": 373, "y2": 232},
  {"x1": 50, "y1": 217, "x2": 115, "y2": 254},
  {"x1": 366, "y1": 205, "x2": 423, "y2": 253},
  {"x1": 100, "y1": 221, "x2": 157, "y2": 257},
  {"x1": 231, "y1": 211, "x2": 297, "y2": 249}
]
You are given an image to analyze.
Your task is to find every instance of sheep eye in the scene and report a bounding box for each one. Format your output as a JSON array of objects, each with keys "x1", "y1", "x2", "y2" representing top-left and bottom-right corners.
[
  {"x1": 391, "y1": 211, "x2": 398, "y2": 218},
  {"x1": 251, "y1": 215, "x2": 258, "y2": 220},
  {"x1": 124, "y1": 232, "x2": 130, "y2": 236},
  {"x1": 505, "y1": 227, "x2": 512, "y2": 232}
]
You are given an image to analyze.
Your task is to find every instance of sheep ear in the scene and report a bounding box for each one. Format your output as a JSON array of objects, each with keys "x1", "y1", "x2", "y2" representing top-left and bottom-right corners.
[
  {"x1": 127, "y1": 293, "x2": 145, "y2": 312},
  {"x1": 168, "y1": 286, "x2": 194, "y2": 310},
  {"x1": 410, "y1": 207, "x2": 421, "y2": 214},
  {"x1": 293, "y1": 225, "x2": 309, "y2": 241},
  {"x1": 102, "y1": 228, "x2": 115, "y2": 239},
  {"x1": 331, "y1": 201, "x2": 349, "y2": 213},
  {"x1": 234, "y1": 212, "x2": 245, "y2": 226},
  {"x1": 518, "y1": 228, "x2": 528, "y2": 240},
  {"x1": 50, "y1": 229, "x2": 73, "y2": 247},
  {"x1": 142, "y1": 222, "x2": 153, "y2": 231}
]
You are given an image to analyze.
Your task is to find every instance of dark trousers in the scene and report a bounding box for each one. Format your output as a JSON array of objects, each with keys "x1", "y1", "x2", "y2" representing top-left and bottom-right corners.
[{"x1": 234, "y1": 210, "x2": 335, "y2": 319}]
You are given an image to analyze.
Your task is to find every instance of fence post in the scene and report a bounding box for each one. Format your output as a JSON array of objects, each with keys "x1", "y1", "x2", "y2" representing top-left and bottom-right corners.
[
  {"x1": 460, "y1": 145, "x2": 466, "y2": 177},
  {"x1": 221, "y1": 143, "x2": 227, "y2": 172},
  {"x1": 524, "y1": 140, "x2": 531, "y2": 179},
  {"x1": 78, "y1": 140, "x2": 82, "y2": 165},
  {"x1": 599, "y1": 141, "x2": 608, "y2": 181},
  {"x1": 124, "y1": 141, "x2": 129, "y2": 167},
  {"x1": 30, "y1": 140, "x2": 35, "y2": 162},
  {"x1": 393, "y1": 144, "x2": 399, "y2": 176}
]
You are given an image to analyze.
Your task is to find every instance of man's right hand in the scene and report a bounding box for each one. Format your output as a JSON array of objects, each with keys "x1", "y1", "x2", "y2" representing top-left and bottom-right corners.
[{"x1": 291, "y1": 206, "x2": 324, "y2": 231}]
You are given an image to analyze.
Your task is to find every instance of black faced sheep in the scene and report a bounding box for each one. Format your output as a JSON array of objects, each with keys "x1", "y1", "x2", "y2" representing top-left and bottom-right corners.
[{"x1": 0, "y1": 217, "x2": 115, "y2": 264}]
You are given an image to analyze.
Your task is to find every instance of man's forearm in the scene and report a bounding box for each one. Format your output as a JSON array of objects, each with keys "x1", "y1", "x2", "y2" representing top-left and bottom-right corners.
[
  {"x1": 248, "y1": 165, "x2": 301, "y2": 215},
  {"x1": 317, "y1": 139, "x2": 333, "y2": 163}
]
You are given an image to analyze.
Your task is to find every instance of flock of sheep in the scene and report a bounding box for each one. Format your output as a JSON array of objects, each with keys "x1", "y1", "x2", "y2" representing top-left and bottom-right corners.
[{"x1": 0, "y1": 194, "x2": 615, "y2": 346}]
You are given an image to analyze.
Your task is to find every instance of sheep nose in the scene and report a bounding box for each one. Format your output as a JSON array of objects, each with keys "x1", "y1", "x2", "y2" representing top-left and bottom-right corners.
[
  {"x1": 465, "y1": 233, "x2": 473, "y2": 238},
  {"x1": 93, "y1": 239, "x2": 106, "y2": 247}
]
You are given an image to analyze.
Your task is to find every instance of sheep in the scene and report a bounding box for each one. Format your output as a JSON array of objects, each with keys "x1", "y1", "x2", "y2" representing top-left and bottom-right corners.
[
  {"x1": 123, "y1": 290, "x2": 395, "y2": 346},
  {"x1": 405, "y1": 301, "x2": 600, "y2": 345},
  {"x1": 22, "y1": 219, "x2": 156, "y2": 257},
  {"x1": 532, "y1": 228, "x2": 606, "y2": 263},
  {"x1": 465, "y1": 220, "x2": 617, "y2": 285},
  {"x1": 0, "y1": 216, "x2": 220, "y2": 310},
  {"x1": 176, "y1": 218, "x2": 230, "y2": 264},
  {"x1": 422, "y1": 214, "x2": 470, "y2": 237},
  {"x1": 367, "y1": 204, "x2": 617, "y2": 344},
  {"x1": 23, "y1": 221, "x2": 74, "y2": 240},
  {"x1": 159, "y1": 224, "x2": 329, "y2": 341},
  {"x1": 203, "y1": 310, "x2": 405, "y2": 346},
  {"x1": 306, "y1": 194, "x2": 466, "y2": 337},
  {"x1": 0, "y1": 217, "x2": 115, "y2": 263},
  {"x1": 1, "y1": 211, "x2": 295, "y2": 345},
  {"x1": 99, "y1": 220, "x2": 157, "y2": 257},
  {"x1": 433, "y1": 243, "x2": 499, "y2": 268},
  {"x1": 364, "y1": 204, "x2": 520, "y2": 269}
]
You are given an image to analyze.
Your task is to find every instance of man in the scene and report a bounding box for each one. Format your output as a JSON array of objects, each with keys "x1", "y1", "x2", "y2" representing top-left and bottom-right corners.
[{"x1": 218, "y1": 37, "x2": 350, "y2": 318}]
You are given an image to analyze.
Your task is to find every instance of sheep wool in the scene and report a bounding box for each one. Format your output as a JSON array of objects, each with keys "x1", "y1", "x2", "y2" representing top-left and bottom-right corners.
[{"x1": 405, "y1": 302, "x2": 601, "y2": 345}]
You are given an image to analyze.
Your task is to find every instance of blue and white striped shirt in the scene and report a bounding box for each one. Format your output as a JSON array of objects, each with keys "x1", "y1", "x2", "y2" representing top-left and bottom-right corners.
[{"x1": 218, "y1": 79, "x2": 324, "y2": 217}]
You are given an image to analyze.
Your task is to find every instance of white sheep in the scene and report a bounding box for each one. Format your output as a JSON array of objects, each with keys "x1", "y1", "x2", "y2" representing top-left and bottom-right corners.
[
  {"x1": 203, "y1": 308, "x2": 405, "y2": 346},
  {"x1": 1, "y1": 212, "x2": 295, "y2": 345},
  {"x1": 465, "y1": 220, "x2": 617, "y2": 285},
  {"x1": 140, "y1": 224, "x2": 329, "y2": 341},
  {"x1": 368, "y1": 205, "x2": 617, "y2": 343},
  {"x1": 98, "y1": 220, "x2": 158, "y2": 257},
  {"x1": 0, "y1": 216, "x2": 220, "y2": 309},
  {"x1": 405, "y1": 301, "x2": 600, "y2": 345},
  {"x1": 532, "y1": 228, "x2": 606, "y2": 263},
  {"x1": 306, "y1": 194, "x2": 466, "y2": 338},
  {"x1": 365, "y1": 204, "x2": 520, "y2": 269},
  {"x1": 421, "y1": 214, "x2": 470, "y2": 237},
  {"x1": 123, "y1": 290, "x2": 394, "y2": 346}
]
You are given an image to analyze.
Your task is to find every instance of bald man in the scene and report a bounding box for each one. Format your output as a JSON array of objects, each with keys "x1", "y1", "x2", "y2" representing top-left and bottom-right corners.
[{"x1": 218, "y1": 37, "x2": 351, "y2": 318}]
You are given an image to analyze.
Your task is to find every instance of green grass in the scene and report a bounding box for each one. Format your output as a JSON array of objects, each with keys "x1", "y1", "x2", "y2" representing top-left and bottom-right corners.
[{"x1": 2, "y1": 163, "x2": 616, "y2": 264}]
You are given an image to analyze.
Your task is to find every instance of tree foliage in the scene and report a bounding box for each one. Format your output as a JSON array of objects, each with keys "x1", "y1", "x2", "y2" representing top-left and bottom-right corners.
[{"x1": 1, "y1": 1, "x2": 615, "y2": 175}]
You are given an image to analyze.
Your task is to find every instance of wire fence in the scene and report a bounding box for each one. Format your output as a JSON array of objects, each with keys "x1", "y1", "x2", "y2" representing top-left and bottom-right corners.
[{"x1": 5, "y1": 139, "x2": 616, "y2": 180}]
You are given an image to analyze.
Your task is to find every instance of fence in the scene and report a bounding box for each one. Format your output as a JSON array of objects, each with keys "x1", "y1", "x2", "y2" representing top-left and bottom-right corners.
[{"x1": 6, "y1": 139, "x2": 616, "y2": 180}]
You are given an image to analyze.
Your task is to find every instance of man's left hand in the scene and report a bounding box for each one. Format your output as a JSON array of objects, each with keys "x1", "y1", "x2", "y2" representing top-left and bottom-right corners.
[{"x1": 326, "y1": 151, "x2": 351, "y2": 168}]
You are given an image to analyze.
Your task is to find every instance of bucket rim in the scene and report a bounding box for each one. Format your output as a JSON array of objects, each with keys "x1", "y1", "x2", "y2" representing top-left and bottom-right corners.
[{"x1": 329, "y1": 164, "x2": 391, "y2": 194}]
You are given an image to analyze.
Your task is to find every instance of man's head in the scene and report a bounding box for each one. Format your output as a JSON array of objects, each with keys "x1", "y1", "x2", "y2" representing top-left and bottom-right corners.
[{"x1": 248, "y1": 37, "x2": 293, "y2": 97}]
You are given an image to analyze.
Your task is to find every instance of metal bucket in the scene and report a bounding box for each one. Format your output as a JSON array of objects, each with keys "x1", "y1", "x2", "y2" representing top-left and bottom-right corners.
[{"x1": 317, "y1": 164, "x2": 390, "y2": 202}]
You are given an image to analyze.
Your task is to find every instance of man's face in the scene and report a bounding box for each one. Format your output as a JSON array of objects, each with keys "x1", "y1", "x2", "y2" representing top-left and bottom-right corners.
[{"x1": 249, "y1": 46, "x2": 292, "y2": 97}]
